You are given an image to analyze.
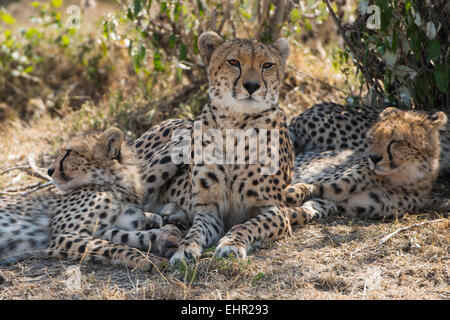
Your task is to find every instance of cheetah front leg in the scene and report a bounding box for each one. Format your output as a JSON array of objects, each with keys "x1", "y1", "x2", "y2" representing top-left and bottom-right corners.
[
  {"x1": 159, "y1": 202, "x2": 191, "y2": 227},
  {"x1": 427, "y1": 196, "x2": 450, "y2": 214},
  {"x1": 141, "y1": 137, "x2": 189, "y2": 208},
  {"x1": 47, "y1": 233, "x2": 167, "y2": 272},
  {"x1": 95, "y1": 224, "x2": 181, "y2": 259},
  {"x1": 285, "y1": 183, "x2": 317, "y2": 206},
  {"x1": 114, "y1": 205, "x2": 163, "y2": 230},
  {"x1": 214, "y1": 204, "x2": 292, "y2": 259},
  {"x1": 284, "y1": 183, "x2": 339, "y2": 225},
  {"x1": 169, "y1": 205, "x2": 224, "y2": 264},
  {"x1": 289, "y1": 199, "x2": 339, "y2": 226},
  {"x1": 287, "y1": 164, "x2": 377, "y2": 204},
  {"x1": 338, "y1": 189, "x2": 425, "y2": 218}
]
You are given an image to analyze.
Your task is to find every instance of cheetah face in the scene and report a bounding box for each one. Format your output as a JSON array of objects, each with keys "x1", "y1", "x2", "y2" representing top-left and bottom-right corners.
[
  {"x1": 366, "y1": 107, "x2": 447, "y2": 176},
  {"x1": 47, "y1": 127, "x2": 125, "y2": 193},
  {"x1": 198, "y1": 32, "x2": 289, "y2": 114}
]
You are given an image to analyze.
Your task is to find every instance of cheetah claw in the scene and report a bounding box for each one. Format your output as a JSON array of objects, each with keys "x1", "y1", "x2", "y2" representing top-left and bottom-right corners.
[
  {"x1": 214, "y1": 245, "x2": 247, "y2": 259},
  {"x1": 160, "y1": 202, "x2": 190, "y2": 227},
  {"x1": 169, "y1": 245, "x2": 202, "y2": 265},
  {"x1": 144, "y1": 212, "x2": 164, "y2": 229}
]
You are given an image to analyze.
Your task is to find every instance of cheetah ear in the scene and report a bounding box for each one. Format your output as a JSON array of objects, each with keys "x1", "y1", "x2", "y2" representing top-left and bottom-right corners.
[
  {"x1": 271, "y1": 38, "x2": 290, "y2": 63},
  {"x1": 379, "y1": 107, "x2": 401, "y2": 119},
  {"x1": 198, "y1": 31, "x2": 224, "y2": 65},
  {"x1": 429, "y1": 111, "x2": 447, "y2": 130},
  {"x1": 95, "y1": 127, "x2": 124, "y2": 161}
]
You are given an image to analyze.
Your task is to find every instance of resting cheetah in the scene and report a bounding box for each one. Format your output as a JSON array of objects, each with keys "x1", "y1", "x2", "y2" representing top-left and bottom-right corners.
[
  {"x1": 288, "y1": 102, "x2": 450, "y2": 173},
  {"x1": 285, "y1": 107, "x2": 450, "y2": 219},
  {"x1": 133, "y1": 32, "x2": 316, "y2": 264},
  {"x1": 0, "y1": 127, "x2": 181, "y2": 271}
]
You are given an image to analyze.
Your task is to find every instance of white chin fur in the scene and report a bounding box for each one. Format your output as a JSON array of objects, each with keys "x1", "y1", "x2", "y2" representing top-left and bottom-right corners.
[
  {"x1": 210, "y1": 94, "x2": 273, "y2": 114},
  {"x1": 51, "y1": 179, "x2": 77, "y2": 193}
]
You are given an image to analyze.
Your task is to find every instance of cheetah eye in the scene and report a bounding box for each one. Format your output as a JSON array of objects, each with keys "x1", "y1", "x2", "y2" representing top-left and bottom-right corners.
[
  {"x1": 227, "y1": 59, "x2": 240, "y2": 67},
  {"x1": 262, "y1": 62, "x2": 275, "y2": 69},
  {"x1": 366, "y1": 136, "x2": 374, "y2": 145}
]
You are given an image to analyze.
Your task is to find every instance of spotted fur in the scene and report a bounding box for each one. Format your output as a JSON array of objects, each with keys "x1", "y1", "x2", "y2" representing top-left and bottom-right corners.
[
  {"x1": 286, "y1": 108, "x2": 450, "y2": 219},
  {"x1": 288, "y1": 102, "x2": 450, "y2": 173},
  {"x1": 0, "y1": 128, "x2": 181, "y2": 270},
  {"x1": 135, "y1": 32, "x2": 311, "y2": 264}
]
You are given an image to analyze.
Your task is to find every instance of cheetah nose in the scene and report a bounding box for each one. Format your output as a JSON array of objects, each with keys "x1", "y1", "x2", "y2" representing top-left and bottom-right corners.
[
  {"x1": 243, "y1": 81, "x2": 261, "y2": 95},
  {"x1": 369, "y1": 154, "x2": 382, "y2": 165},
  {"x1": 47, "y1": 168, "x2": 54, "y2": 177}
]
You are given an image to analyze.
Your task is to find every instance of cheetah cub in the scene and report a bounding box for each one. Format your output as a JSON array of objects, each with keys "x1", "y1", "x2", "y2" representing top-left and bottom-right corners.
[
  {"x1": 0, "y1": 127, "x2": 181, "y2": 271},
  {"x1": 286, "y1": 108, "x2": 450, "y2": 220}
]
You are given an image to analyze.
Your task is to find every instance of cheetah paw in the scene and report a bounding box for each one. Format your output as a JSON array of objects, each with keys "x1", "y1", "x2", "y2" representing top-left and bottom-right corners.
[
  {"x1": 144, "y1": 212, "x2": 164, "y2": 229},
  {"x1": 160, "y1": 202, "x2": 190, "y2": 227},
  {"x1": 285, "y1": 183, "x2": 316, "y2": 206},
  {"x1": 135, "y1": 256, "x2": 168, "y2": 273},
  {"x1": 150, "y1": 224, "x2": 182, "y2": 259},
  {"x1": 214, "y1": 245, "x2": 247, "y2": 259},
  {"x1": 169, "y1": 245, "x2": 201, "y2": 265}
]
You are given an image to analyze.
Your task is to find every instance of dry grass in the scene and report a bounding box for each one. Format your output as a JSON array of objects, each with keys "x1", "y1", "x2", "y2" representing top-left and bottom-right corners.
[{"x1": 1, "y1": 213, "x2": 448, "y2": 300}]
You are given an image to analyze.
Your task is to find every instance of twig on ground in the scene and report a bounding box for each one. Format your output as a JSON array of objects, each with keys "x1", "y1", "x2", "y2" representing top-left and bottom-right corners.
[
  {"x1": 27, "y1": 155, "x2": 51, "y2": 182},
  {"x1": 2, "y1": 182, "x2": 44, "y2": 193},
  {"x1": 378, "y1": 219, "x2": 446, "y2": 247},
  {"x1": 0, "y1": 165, "x2": 32, "y2": 176},
  {"x1": 0, "y1": 182, "x2": 54, "y2": 196},
  {"x1": 0, "y1": 156, "x2": 51, "y2": 182}
]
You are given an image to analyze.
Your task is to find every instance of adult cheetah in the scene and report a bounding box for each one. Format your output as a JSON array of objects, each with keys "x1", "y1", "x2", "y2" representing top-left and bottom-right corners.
[
  {"x1": 0, "y1": 127, "x2": 180, "y2": 271},
  {"x1": 285, "y1": 107, "x2": 450, "y2": 220},
  {"x1": 134, "y1": 32, "x2": 315, "y2": 264}
]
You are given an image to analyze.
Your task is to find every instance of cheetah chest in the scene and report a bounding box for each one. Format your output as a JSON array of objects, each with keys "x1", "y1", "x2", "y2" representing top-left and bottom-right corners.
[{"x1": 191, "y1": 106, "x2": 288, "y2": 228}]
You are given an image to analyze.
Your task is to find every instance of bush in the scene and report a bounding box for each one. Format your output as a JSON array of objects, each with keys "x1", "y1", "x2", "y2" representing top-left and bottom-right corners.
[
  {"x1": 0, "y1": 1, "x2": 113, "y2": 120},
  {"x1": 340, "y1": 0, "x2": 448, "y2": 109}
]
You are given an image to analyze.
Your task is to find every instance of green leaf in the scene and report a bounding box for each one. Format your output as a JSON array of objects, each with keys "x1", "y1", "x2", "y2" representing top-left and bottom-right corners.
[
  {"x1": 391, "y1": 32, "x2": 398, "y2": 53},
  {"x1": 426, "y1": 39, "x2": 440, "y2": 62},
  {"x1": 168, "y1": 34, "x2": 176, "y2": 50},
  {"x1": 404, "y1": 0, "x2": 411, "y2": 13},
  {"x1": 290, "y1": 8, "x2": 300, "y2": 23},
  {"x1": 25, "y1": 27, "x2": 42, "y2": 40},
  {"x1": 51, "y1": 0, "x2": 63, "y2": 8},
  {"x1": 380, "y1": 6, "x2": 393, "y2": 32},
  {"x1": 179, "y1": 43, "x2": 187, "y2": 61},
  {"x1": 24, "y1": 66, "x2": 34, "y2": 74},
  {"x1": 434, "y1": 64, "x2": 449, "y2": 94},
  {"x1": 133, "y1": 0, "x2": 142, "y2": 17},
  {"x1": 1, "y1": 13, "x2": 16, "y2": 25},
  {"x1": 415, "y1": 72, "x2": 434, "y2": 105},
  {"x1": 197, "y1": 0, "x2": 205, "y2": 17},
  {"x1": 127, "y1": 8, "x2": 134, "y2": 20},
  {"x1": 153, "y1": 51, "x2": 164, "y2": 71},
  {"x1": 239, "y1": 7, "x2": 251, "y2": 19},
  {"x1": 137, "y1": 45, "x2": 146, "y2": 65},
  {"x1": 173, "y1": 2, "x2": 181, "y2": 22},
  {"x1": 61, "y1": 34, "x2": 70, "y2": 46},
  {"x1": 374, "y1": 0, "x2": 388, "y2": 10}
]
